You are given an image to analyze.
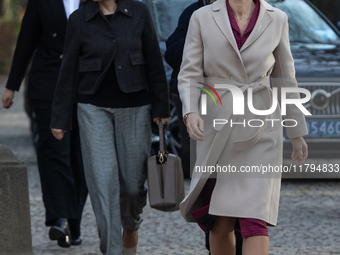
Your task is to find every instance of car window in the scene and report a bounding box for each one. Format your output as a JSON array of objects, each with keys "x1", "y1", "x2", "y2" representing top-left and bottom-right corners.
[
  {"x1": 268, "y1": 0, "x2": 340, "y2": 44},
  {"x1": 147, "y1": 0, "x2": 195, "y2": 41}
]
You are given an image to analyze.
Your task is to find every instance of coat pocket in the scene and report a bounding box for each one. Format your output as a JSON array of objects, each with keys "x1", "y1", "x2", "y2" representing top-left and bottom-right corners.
[
  {"x1": 79, "y1": 58, "x2": 102, "y2": 72},
  {"x1": 129, "y1": 52, "x2": 145, "y2": 65}
]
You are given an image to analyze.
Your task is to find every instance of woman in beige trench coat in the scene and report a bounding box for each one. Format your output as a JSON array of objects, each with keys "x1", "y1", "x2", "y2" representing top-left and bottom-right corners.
[{"x1": 178, "y1": 0, "x2": 309, "y2": 254}]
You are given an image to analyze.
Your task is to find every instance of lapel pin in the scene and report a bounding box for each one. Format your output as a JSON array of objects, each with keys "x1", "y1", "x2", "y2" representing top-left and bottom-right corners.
[{"x1": 124, "y1": 9, "x2": 128, "y2": 12}]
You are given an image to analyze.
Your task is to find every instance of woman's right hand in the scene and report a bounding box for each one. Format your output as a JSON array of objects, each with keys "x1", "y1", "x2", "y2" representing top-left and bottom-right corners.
[
  {"x1": 290, "y1": 136, "x2": 308, "y2": 164},
  {"x1": 185, "y1": 113, "x2": 204, "y2": 141},
  {"x1": 2, "y1": 89, "x2": 14, "y2": 109},
  {"x1": 51, "y1": 129, "x2": 67, "y2": 140}
]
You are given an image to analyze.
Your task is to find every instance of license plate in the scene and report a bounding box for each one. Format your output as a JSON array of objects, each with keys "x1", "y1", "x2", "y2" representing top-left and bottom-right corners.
[{"x1": 306, "y1": 120, "x2": 340, "y2": 137}]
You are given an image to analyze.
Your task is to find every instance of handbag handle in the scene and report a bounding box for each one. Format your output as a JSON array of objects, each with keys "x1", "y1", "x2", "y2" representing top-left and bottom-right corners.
[{"x1": 158, "y1": 121, "x2": 168, "y2": 164}]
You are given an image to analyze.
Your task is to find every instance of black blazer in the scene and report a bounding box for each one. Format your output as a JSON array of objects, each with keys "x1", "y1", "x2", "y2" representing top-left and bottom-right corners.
[
  {"x1": 165, "y1": 0, "x2": 204, "y2": 94},
  {"x1": 51, "y1": 0, "x2": 170, "y2": 130},
  {"x1": 6, "y1": 0, "x2": 72, "y2": 101}
]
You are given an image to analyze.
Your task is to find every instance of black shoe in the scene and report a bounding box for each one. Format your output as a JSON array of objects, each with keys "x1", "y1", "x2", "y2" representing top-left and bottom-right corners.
[
  {"x1": 70, "y1": 236, "x2": 82, "y2": 246},
  {"x1": 49, "y1": 218, "x2": 71, "y2": 248}
]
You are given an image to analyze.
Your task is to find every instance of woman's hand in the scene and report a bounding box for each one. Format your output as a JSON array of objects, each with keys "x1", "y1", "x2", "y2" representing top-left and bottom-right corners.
[
  {"x1": 185, "y1": 113, "x2": 204, "y2": 141},
  {"x1": 290, "y1": 137, "x2": 308, "y2": 164},
  {"x1": 2, "y1": 89, "x2": 14, "y2": 109},
  {"x1": 51, "y1": 129, "x2": 67, "y2": 140},
  {"x1": 153, "y1": 117, "x2": 168, "y2": 125}
]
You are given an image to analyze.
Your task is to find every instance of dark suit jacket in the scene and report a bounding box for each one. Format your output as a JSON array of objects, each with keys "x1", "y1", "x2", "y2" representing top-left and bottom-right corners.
[
  {"x1": 165, "y1": 0, "x2": 205, "y2": 94},
  {"x1": 50, "y1": 0, "x2": 170, "y2": 130},
  {"x1": 6, "y1": 0, "x2": 72, "y2": 101}
]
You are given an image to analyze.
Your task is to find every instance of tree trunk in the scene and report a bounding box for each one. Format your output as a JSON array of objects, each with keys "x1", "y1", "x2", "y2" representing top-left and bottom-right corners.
[
  {"x1": 2, "y1": 0, "x2": 10, "y2": 19},
  {"x1": 0, "y1": 0, "x2": 3, "y2": 17}
]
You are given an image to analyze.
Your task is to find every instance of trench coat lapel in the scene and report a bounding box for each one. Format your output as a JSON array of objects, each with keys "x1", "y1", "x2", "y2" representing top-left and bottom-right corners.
[
  {"x1": 212, "y1": 0, "x2": 274, "y2": 56},
  {"x1": 49, "y1": 0, "x2": 68, "y2": 38},
  {"x1": 212, "y1": 0, "x2": 244, "y2": 66},
  {"x1": 240, "y1": 0, "x2": 274, "y2": 52}
]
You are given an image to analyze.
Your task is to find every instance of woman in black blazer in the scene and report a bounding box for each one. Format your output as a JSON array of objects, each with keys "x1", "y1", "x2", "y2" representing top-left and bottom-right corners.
[{"x1": 50, "y1": 0, "x2": 170, "y2": 254}]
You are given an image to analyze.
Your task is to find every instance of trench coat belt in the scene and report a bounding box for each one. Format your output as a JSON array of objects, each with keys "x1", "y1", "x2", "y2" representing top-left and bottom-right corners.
[{"x1": 196, "y1": 77, "x2": 273, "y2": 173}]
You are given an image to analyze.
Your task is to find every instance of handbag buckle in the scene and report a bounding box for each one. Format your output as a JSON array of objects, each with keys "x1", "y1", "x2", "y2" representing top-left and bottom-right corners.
[{"x1": 158, "y1": 150, "x2": 169, "y2": 164}]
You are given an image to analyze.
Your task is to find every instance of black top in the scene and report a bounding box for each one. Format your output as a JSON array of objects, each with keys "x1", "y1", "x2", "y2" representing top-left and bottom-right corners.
[
  {"x1": 165, "y1": 0, "x2": 205, "y2": 94},
  {"x1": 77, "y1": 14, "x2": 150, "y2": 108}
]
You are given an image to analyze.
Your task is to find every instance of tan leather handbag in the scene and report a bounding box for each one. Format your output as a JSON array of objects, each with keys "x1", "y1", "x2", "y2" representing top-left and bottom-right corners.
[{"x1": 147, "y1": 122, "x2": 185, "y2": 212}]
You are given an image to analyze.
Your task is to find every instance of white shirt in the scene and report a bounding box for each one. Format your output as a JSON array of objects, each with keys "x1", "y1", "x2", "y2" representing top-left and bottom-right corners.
[{"x1": 63, "y1": 0, "x2": 80, "y2": 19}]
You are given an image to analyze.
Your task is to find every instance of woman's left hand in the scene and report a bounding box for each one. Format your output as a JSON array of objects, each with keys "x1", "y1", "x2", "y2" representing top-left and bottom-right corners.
[
  {"x1": 153, "y1": 117, "x2": 168, "y2": 125},
  {"x1": 290, "y1": 137, "x2": 308, "y2": 164}
]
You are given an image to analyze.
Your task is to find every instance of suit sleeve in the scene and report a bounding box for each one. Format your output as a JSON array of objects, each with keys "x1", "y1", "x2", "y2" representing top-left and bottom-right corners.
[
  {"x1": 177, "y1": 11, "x2": 204, "y2": 117},
  {"x1": 165, "y1": 7, "x2": 192, "y2": 70},
  {"x1": 142, "y1": 5, "x2": 171, "y2": 118},
  {"x1": 6, "y1": 0, "x2": 42, "y2": 91},
  {"x1": 271, "y1": 13, "x2": 308, "y2": 138},
  {"x1": 50, "y1": 12, "x2": 81, "y2": 130}
]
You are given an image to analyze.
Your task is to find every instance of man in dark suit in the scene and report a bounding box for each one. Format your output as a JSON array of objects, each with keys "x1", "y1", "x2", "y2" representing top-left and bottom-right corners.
[{"x1": 1, "y1": 0, "x2": 88, "y2": 248}]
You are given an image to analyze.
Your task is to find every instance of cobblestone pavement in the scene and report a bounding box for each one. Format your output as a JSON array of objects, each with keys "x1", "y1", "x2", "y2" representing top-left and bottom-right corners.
[{"x1": 1, "y1": 76, "x2": 340, "y2": 255}]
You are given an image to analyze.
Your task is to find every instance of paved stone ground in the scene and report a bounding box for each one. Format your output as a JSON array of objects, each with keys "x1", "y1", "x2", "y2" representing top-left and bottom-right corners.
[{"x1": 1, "y1": 76, "x2": 340, "y2": 255}]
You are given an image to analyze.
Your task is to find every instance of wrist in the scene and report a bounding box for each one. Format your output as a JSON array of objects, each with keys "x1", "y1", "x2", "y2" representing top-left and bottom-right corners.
[
  {"x1": 183, "y1": 113, "x2": 191, "y2": 125},
  {"x1": 290, "y1": 136, "x2": 302, "y2": 141}
]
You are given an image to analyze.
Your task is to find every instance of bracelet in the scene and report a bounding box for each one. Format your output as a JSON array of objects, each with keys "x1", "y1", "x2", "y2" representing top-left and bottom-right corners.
[{"x1": 183, "y1": 113, "x2": 190, "y2": 126}]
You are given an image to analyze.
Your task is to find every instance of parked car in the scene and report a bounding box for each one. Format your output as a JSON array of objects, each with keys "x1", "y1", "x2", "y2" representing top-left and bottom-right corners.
[
  {"x1": 268, "y1": 0, "x2": 340, "y2": 158},
  {"x1": 144, "y1": 0, "x2": 340, "y2": 159}
]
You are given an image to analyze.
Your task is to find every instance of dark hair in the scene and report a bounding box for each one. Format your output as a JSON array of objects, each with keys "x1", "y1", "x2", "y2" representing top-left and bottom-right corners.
[
  {"x1": 203, "y1": 0, "x2": 217, "y2": 4},
  {"x1": 81, "y1": 0, "x2": 118, "y2": 4}
]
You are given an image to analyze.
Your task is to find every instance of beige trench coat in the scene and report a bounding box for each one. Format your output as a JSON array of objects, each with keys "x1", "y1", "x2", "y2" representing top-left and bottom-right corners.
[{"x1": 178, "y1": 0, "x2": 308, "y2": 226}]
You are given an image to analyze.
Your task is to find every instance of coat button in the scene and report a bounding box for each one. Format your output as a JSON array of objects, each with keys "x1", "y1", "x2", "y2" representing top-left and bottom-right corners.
[
  {"x1": 53, "y1": 33, "x2": 57, "y2": 37},
  {"x1": 112, "y1": 39, "x2": 116, "y2": 43},
  {"x1": 118, "y1": 66, "x2": 122, "y2": 70},
  {"x1": 59, "y1": 54, "x2": 63, "y2": 59}
]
